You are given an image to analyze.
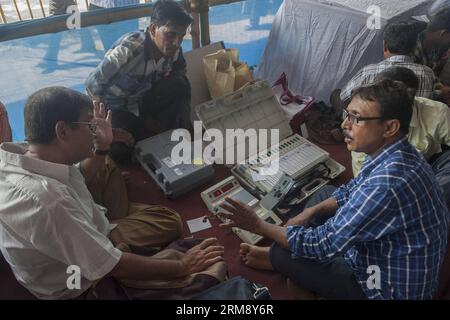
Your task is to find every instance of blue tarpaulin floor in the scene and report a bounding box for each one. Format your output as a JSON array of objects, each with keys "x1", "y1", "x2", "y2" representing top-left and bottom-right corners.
[{"x1": 0, "y1": 0, "x2": 282, "y2": 141}]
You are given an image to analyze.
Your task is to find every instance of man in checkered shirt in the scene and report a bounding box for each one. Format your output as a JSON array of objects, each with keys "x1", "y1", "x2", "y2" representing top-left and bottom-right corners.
[
  {"x1": 85, "y1": 0, "x2": 193, "y2": 164},
  {"x1": 340, "y1": 22, "x2": 436, "y2": 104},
  {"x1": 220, "y1": 79, "x2": 449, "y2": 299}
]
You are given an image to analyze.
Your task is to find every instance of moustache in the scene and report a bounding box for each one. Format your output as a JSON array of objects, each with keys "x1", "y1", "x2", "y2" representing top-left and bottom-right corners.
[{"x1": 342, "y1": 130, "x2": 352, "y2": 140}]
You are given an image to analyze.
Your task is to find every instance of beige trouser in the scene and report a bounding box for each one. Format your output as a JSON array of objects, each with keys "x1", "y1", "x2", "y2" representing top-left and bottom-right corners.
[{"x1": 87, "y1": 157, "x2": 183, "y2": 252}]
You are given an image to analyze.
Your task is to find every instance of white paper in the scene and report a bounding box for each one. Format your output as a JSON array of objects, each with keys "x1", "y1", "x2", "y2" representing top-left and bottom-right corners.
[{"x1": 186, "y1": 217, "x2": 212, "y2": 233}]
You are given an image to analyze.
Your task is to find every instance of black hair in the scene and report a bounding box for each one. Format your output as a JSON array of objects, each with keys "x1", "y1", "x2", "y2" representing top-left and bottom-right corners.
[
  {"x1": 151, "y1": 0, "x2": 193, "y2": 28},
  {"x1": 375, "y1": 67, "x2": 419, "y2": 97},
  {"x1": 24, "y1": 86, "x2": 92, "y2": 144},
  {"x1": 351, "y1": 79, "x2": 413, "y2": 135},
  {"x1": 383, "y1": 22, "x2": 420, "y2": 55},
  {"x1": 428, "y1": 7, "x2": 450, "y2": 32}
]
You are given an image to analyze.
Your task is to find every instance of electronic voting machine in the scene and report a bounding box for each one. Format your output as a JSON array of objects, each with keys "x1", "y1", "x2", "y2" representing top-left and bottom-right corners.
[
  {"x1": 201, "y1": 176, "x2": 282, "y2": 244},
  {"x1": 197, "y1": 80, "x2": 345, "y2": 244},
  {"x1": 135, "y1": 130, "x2": 214, "y2": 199}
]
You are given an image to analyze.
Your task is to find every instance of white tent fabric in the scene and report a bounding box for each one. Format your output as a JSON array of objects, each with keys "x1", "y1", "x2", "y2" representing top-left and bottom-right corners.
[
  {"x1": 429, "y1": 0, "x2": 450, "y2": 16},
  {"x1": 257, "y1": 0, "x2": 432, "y2": 103}
]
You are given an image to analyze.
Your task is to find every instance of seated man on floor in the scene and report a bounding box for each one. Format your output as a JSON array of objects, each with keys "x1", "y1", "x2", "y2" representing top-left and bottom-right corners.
[
  {"x1": 219, "y1": 79, "x2": 449, "y2": 299},
  {"x1": 85, "y1": 0, "x2": 192, "y2": 164},
  {"x1": 339, "y1": 22, "x2": 436, "y2": 105},
  {"x1": 352, "y1": 67, "x2": 450, "y2": 209},
  {"x1": 0, "y1": 87, "x2": 224, "y2": 300}
]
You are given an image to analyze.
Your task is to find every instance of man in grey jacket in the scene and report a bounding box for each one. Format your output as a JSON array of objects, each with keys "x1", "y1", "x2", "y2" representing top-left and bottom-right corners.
[{"x1": 85, "y1": 0, "x2": 192, "y2": 164}]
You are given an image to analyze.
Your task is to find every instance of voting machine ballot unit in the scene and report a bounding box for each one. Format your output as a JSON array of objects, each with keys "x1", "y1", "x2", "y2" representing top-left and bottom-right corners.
[
  {"x1": 201, "y1": 176, "x2": 282, "y2": 244},
  {"x1": 135, "y1": 130, "x2": 214, "y2": 199},
  {"x1": 197, "y1": 81, "x2": 345, "y2": 243}
]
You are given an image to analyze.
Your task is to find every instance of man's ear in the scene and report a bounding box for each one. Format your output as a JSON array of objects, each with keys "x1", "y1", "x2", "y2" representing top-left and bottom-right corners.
[
  {"x1": 55, "y1": 121, "x2": 70, "y2": 142},
  {"x1": 149, "y1": 23, "x2": 157, "y2": 38},
  {"x1": 383, "y1": 119, "x2": 401, "y2": 138}
]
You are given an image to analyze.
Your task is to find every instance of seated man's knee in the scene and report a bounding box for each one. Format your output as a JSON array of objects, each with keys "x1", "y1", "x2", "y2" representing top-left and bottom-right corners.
[
  {"x1": 164, "y1": 210, "x2": 183, "y2": 239},
  {"x1": 269, "y1": 243, "x2": 292, "y2": 273}
]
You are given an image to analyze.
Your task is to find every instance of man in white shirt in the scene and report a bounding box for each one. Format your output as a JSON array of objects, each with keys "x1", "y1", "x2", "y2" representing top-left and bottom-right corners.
[{"x1": 0, "y1": 86, "x2": 223, "y2": 299}]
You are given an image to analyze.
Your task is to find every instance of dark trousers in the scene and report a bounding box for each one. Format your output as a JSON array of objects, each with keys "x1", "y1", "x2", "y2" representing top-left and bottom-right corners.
[
  {"x1": 269, "y1": 186, "x2": 367, "y2": 300},
  {"x1": 109, "y1": 74, "x2": 191, "y2": 164}
]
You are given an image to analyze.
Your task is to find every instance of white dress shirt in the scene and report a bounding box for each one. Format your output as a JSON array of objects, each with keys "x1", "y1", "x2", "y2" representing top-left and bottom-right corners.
[{"x1": 0, "y1": 143, "x2": 122, "y2": 299}]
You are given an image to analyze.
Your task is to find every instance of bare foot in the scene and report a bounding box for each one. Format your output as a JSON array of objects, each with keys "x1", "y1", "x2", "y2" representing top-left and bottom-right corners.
[{"x1": 239, "y1": 243, "x2": 273, "y2": 270}]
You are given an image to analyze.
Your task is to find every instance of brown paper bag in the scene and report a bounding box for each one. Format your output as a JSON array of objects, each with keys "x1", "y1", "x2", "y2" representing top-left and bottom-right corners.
[{"x1": 203, "y1": 48, "x2": 253, "y2": 98}]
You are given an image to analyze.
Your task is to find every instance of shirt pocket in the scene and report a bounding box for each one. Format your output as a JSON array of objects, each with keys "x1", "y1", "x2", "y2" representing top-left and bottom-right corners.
[{"x1": 111, "y1": 72, "x2": 142, "y2": 95}]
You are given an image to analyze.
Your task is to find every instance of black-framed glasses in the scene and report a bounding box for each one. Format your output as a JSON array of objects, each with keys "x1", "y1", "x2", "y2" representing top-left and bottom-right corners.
[
  {"x1": 72, "y1": 122, "x2": 97, "y2": 132},
  {"x1": 342, "y1": 109, "x2": 385, "y2": 126}
]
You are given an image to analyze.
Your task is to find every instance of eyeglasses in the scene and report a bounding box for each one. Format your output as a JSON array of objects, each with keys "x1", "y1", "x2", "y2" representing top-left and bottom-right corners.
[
  {"x1": 342, "y1": 109, "x2": 385, "y2": 126},
  {"x1": 72, "y1": 122, "x2": 97, "y2": 132}
]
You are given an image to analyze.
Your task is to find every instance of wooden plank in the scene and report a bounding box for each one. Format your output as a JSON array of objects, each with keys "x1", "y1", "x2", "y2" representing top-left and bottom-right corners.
[
  {"x1": 0, "y1": 0, "x2": 247, "y2": 42},
  {"x1": 209, "y1": 0, "x2": 243, "y2": 6},
  {"x1": 190, "y1": 12, "x2": 200, "y2": 49},
  {"x1": 0, "y1": 4, "x2": 154, "y2": 41}
]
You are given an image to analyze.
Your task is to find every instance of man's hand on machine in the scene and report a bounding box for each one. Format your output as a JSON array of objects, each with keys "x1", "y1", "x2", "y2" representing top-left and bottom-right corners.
[{"x1": 218, "y1": 197, "x2": 262, "y2": 234}]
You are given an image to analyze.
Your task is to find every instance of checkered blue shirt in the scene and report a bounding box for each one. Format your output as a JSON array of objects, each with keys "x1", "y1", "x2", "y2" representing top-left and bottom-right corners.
[
  {"x1": 287, "y1": 137, "x2": 449, "y2": 299},
  {"x1": 340, "y1": 55, "x2": 436, "y2": 102}
]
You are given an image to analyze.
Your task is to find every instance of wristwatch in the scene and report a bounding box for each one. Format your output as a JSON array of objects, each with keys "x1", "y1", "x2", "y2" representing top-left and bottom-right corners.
[{"x1": 94, "y1": 148, "x2": 110, "y2": 156}]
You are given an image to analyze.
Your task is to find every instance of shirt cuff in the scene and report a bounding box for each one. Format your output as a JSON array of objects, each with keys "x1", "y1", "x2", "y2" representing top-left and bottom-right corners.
[
  {"x1": 83, "y1": 246, "x2": 122, "y2": 281},
  {"x1": 286, "y1": 225, "x2": 304, "y2": 257},
  {"x1": 332, "y1": 187, "x2": 347, "y2": 208}
]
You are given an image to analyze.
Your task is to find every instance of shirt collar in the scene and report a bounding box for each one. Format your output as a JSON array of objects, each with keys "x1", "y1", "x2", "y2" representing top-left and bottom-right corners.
[
  {"x1": 0, "y1": 142, "x2": 73, "y2": 184},
  {"x1": 385, "y1": 55, "x2": 414, "y2": 63},
  {"x1": 359, "y1": 136, "x2": 409, "y2": 177}
]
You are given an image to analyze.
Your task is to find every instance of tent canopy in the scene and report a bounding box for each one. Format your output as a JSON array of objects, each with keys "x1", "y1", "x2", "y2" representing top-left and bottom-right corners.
[{"x1": 257, "y1": 0, "x2": 432, "y2": 102}]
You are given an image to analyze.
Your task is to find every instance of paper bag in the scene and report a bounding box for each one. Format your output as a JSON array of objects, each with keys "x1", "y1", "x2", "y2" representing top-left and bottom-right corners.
[{"x1": 203, "y1": 48, "x2": 253, "y2": 98}]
